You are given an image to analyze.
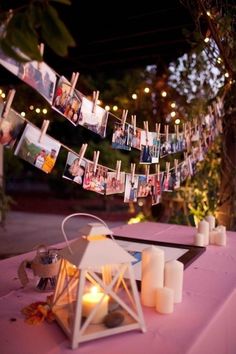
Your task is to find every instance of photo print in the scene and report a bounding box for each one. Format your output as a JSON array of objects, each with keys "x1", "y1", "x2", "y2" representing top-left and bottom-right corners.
[
  {"x1": 161, "y1": 171, "x2": 175, "y2": 192},
  {"x1": 83, "y1": 161, "x2": 108, "y2": 194},
  {"x1": 179, "y1": 158, "x2": 191, "y2": 183},
  {"x1": 78, "y1": 97, "x2": 108, "y2": 138},
  {"x1": 124, "y1": 174, "x2": 139, "y2": 203},
  {"x1": 140, "y1": 131, "x2": 160, "y2": 164},
  {"x1": 63, "y1": 152, "x2": 87, "y2": 185},
  {"x1": 53, "y1": 76, "x2": 82, "y2": 125},
  {"x1": 14, "y1": 124, "x2": 61, "y2": 174},
  {"x1": 112, "y1": 122, "x2": 131, "y2": 151},
  {"x1": 105, "y1": 171, "x2": 125, "y2": 195},
  {"x1": 0, "y1": 48, "x2": 20, "y2": 76},
  {"x1": 17, "y1": 61, "x2": 57, "y2": 104},
  {"x1": 152, "y1": 172, "x2": 163, "y2": 205},
  {"x1": 0, "y1": 106, "x2": 26, "y2": 149},
  {"x1": 129, "y1": 126, "x2": 141, "y2": 150}
]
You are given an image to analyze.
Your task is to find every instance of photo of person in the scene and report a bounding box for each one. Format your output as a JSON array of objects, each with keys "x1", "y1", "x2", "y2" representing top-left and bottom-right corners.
[
  {"x1": 152, "y1": 173, "x2": 163, "y2": 205},
  {"x1": 124, "y1": 174, "x2": 138, "y2": 203},
  {"x1": 130, "y1": 127, "x2": 141, "y2": 150},
  {"x1": 78, "y1": 96, "x2": 108, "y2": 137},
  {"x1": 140, "y1": 131, "x2": 160, "y2": 164},
  {"x1": 137, "y1": 175, "x2": 155, "y2": 198},
  {"x1": 63, "y1": 152, "x2": 87, "y2": 185},
  {"x1": 52, "y1": 76, "x2": 82, "y2": 125},
  {"x1": 83, "y1": 161, "x2": 108, "y2": 194},
  {"x1": 179, "y1": 159, "x2": 191, "y2": 183},
  {"x1": 162, "y1": 171, "x2": 175, "y2": 192},
  {"x1": 14, "y1": 124, "x2": 61, "y2": 174},
  {"x1": 173, "y1": 168, "x2": 181, "y2": 190},
  {"x1": 112, "y1": 122, "x2": 131, "y2": 151},
  {"x1": 160, "y1": 135, "x2": 172, "y2": 157},
  {"x1": 0, "y1": 48, "x2": 21, "y2": 76},
  {"x1": 18, "y1": 61, "x2": 57, "y2": 104},
  {"x1": 0, "y1": 107, "x2": 26, "y2": 149},
  {"x1": 105, "y1": 171, "x2": 125, "y2": 195}
]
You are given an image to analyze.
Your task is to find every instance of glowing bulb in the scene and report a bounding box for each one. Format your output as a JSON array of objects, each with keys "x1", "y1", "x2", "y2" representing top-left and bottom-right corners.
[
  {"x1": 0, "y1": 89, "x2": 2, "y2": 95},
  {"x1": 217, "y1": 57, "x2": 222, "y2": 64},
  {"x1": 161, "y1": 91, "x2": 167, "y2": 97},
  {"x1": 144, "y1": 87, "x2": 150, "y2": 93},
  {"x1": 1, "y1": 93, "x2": 6, "y2": 98},
  {"x1": 20, "y1": 112, "x2": 26, "y2": 117},
  {"x1": 97, "y1": 99, "x2": 102, "y2": 105},
  {"x1": 35, "y1": 108, "x2": 40, "y2": 113},
  {"x1": 132, "y1": 93, "x2": 138, "y2": 100},
  {"x1": 206, "y1": 11, "x2": 211, "y2": 17},
  {"x1": 171, "y1": 102, "x2": 176, "y2": 108},
  {"x1": 204, "y1": 37, "x2": 210, "y2": 43},
  {"x1": 175, "y1": 118, "x2": 181, "y2": 125},
  {"x1": 105, "y1": 105, "x2": 110, "y2": 111},
  {"x1": 29, "y1": 105, "x2": 34, "y2": 110},
  {"x1": 113, "y1": 105, "x2": 118, "y2": 111},
  {"x1": 224, "y1": 72, "x2": 229, "y2": 78},
  {"x1": 42, "y1": 108, "x2": 47, "y2": 114},
  {"x1": 170, "y1": 111, "x2": 176, "y2": 117}
]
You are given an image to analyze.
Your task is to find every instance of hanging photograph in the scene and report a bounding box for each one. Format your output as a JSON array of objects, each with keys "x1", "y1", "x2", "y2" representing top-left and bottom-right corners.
[
  {"x1": 124, "y1": 174, "x2": 138, "y2": 203},
  {"x1": 179, "y1": 159, "x2": 191, "y2": 183},
  {"x1": 162, "y1": 171, "x2": 175, "y2": 192},
  {"x1": 78, "y1": 97, "x2": 108, "y2": 138},
  {"x1": 17, "y1": 61, "x2": 57, "y2": 104},
  {"x1": 52, "y1": 76, "x2": 82, "y2": 125},
  {"x1": 83, "y1": 161, "x2": 108, "y2": 194},
  {"x1": 152, "y1": 173, "x2": 163, "y2": 205},
  {"x1": 130, "y1": 126, "x2": 142, "y2": 150},
  {"x1": 105, "y1": 171, "x2": 125, "y2": 195},
  {"x1": 0, "y1": 49, "x2": 21, "y2": 76},
  {"x1": 160, "y1": 134, "x2": 172, "y2": 157},
  {"x1": 140, "y1": 131, "x2": 160, "y2": 164},
  {"x1": 0, "y1": 107, "x2": 26, "y2": 149},
  {"x1": 63, "y1": 152, "x2": 87, "y2": 185},
  {"x1": 112, "y1": 122, "x2": 131, "y2": 151},
  {"x1": 14, "y1": 124, "x2": 61, "y2": 174}
]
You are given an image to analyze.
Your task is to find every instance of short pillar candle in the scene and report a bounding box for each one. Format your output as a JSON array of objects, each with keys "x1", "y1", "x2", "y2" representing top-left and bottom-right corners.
[
  {"x1": 155, "y1": 287, "x2": 174, "y2": 314},
  {"x1": 164, "y1": 260, "x2": 183, "y2": 303},
  {"x1": 141, "y1": 246, "x2": 164, "y2": 307},
  {"x1": 194, "y1": 233, "x2": 205, "y2": 246},
  {"x1": 197, "y1": 220, "x2": 209, "y2": 246}
]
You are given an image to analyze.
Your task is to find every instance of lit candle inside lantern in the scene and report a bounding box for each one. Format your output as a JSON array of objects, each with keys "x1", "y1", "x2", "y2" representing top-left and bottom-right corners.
[{"x1": 82, "y1": 286, "x2": 109, "y2": 324}]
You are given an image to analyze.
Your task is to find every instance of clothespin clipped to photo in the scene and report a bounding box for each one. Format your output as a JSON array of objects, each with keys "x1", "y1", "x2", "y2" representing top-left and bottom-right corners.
[
  {"x1": 92, "y1": 91, "x2": 100, "y2": 114},
  {"x1": 145, "y1": 165, "x2": 150, "y2": 180},
  {"x1": 203, "y1": 131, "x2": 207, "y2": 146},
  {"x1": 164, "y1": 124, "x2": 169, "y2": 142},
  {"x1": 2, "y1": 89, "x2": 16, "y2": 119},
  {"x1": 121, "y1": 109, "x2": 128, "y2": 128},
  {"x1": 143, "y1": 121, "x2": 149, "y2": 141},
  {"x1": 115, "y1": 160, "x2": 121, "y2": 180},
  {"x1": 174, "y1": 159, "x2": 178, "y2": 174},
  {"x1": 156, "y1": 123, "x2": 161, "y2": 140},
  {"x1": 131, "y1": 114, "x2": 136, "y2": 134},
  {"x1": 130, "y1": 163, "x2": 136, "y2": 183},
  {"x1": 37, "y1": 43, "x2": 44, "y2": 71},
  {"x1": 93, "y1": 150, "x2": 100, "y2": 174},
  {"x1": 166, "y1": 161, "x2": 170, "y2": 178},
  {"x1": 78, "y1": 143, "x2": 88, "y2": 166},
  {"x1": 38, "y1": 119, "x2": 50, "y2": 143},
  {"x1": 69, "y1": 72, "x2": 79, "y2": 96},
  {"x1": 174, "y1": 124, "x2": 179, "y2": 140},
  {"x1": 155, "y1": 164, "x2": 160, "y2": 180}
]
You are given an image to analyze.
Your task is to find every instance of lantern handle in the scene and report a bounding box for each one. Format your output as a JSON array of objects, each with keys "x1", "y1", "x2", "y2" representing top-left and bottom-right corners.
[{"x1": 61, "y1": 212, "x2": 115, "y2": 252}]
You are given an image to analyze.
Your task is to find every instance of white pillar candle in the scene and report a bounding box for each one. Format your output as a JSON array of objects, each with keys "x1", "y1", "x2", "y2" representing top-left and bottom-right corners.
[
  {"x1": 82, "y1": 286, "x2": 109, "y2": 324},
  {"x1": 194, "y1": 233, "x2": 205, "y2": 246},
  {"x1": 197, "y1": 220, "x2": 209, "y2": 245},
  {"x1": 205, "y1": 215, "x2": 215, "y2": 231},
  {"x1": 141, "y1": 246, "x2": 164, "y2": 307},
  {"x1": 164, "y1": 260, "x2": 184, "y2": 303},
  {"x1": 214, "y1": 230, "x2": 227, "y2": 246},
  {"x1": 209, "y1": 230, "x2": 218, "y2": 244},
  {"x1": 155, "y1": 287, "x2": 174, "y2": 314}
]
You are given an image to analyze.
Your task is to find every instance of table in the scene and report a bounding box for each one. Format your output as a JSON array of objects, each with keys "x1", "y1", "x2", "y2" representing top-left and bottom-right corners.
[{"x1": 0, "y1": 221, "x2": 236, "y2": 354}]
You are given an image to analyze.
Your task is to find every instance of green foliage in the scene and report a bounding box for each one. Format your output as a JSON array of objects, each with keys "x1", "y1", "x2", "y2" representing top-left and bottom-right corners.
[{"x1": 0, "y1": 0, "x2": 75, "y2": 62}]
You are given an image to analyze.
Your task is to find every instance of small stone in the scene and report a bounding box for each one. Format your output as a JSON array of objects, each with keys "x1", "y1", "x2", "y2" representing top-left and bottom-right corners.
[{"x1": 104, "y1": 311, "x2": 124, "y2": 328}]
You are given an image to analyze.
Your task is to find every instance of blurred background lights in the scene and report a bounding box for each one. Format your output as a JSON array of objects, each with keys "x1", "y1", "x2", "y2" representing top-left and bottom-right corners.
[
  {"x1": 175, "y1": 118, "x2": 181, "y2": 125},
  {"x1": 170, "y1": 111, "x2": 176, "y2": 117},
  {"x1": 42, "y1": 108, "x2": 47, "y2": 114},
  {"x1": 20, "y1": 112, "x2": 26, "y2": 117},
  {"x1": 35, "y1": 108, "x2": 40, "y2": 113},
  {"x1": 132, "y1": 93, "x2": 138, "y2": 100},
  {"x1": 144, "y1": 87, "x2": 150, "y2": 93},
  {"x1": 105, "y1": 105, "x2": 110, "y2": 111},
  {"x1": 113, "y1": 105, "x2": 118, "y2": 111},
  {"x1": 161, "y1": 91, "x2": 167, "y2": 97},
  {"x1": 29, "y1": 105, "x2": 34, "y2": 110}
]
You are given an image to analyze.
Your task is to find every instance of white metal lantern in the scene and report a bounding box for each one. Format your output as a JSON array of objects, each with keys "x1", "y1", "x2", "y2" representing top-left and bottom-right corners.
[{"x1": 52, "y1": 213, "x2": 146, "y2": 349}]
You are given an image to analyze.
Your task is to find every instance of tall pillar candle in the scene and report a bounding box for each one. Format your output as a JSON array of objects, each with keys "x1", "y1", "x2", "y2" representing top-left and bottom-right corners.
[
  {"x1": 141, "y1": 246, "x2": 164, "y2": 307},
  {"x1": 164, "y1": 260, "x2": 183, "y2": 303},
  {"x1": 205, "y1": 215, "x2": 215, "y2": 231},
  {"x1": 197, "y1": 220, "x2": 209, "y2": 245},
  {"x1": 155, "y1": 287, "x2": 174, "y2": 314}
]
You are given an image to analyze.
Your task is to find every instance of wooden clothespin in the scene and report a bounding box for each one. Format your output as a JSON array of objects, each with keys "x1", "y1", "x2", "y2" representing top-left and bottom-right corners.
[
  {"x1": 37, "y1": 43, "x2": 44, "y2": 70},
  {"x1": 69, "y1": 72, "x2": 79, "y2": 96},
  {"x1": 130, "y1": 163, "x2": 136, "y2": 183},
  {"x1": 166, "y1": 161, "x2": 170, "y2": 177},
  {"x1": 175, "y1": 124, "x2": 179, "y2": 140},
  {"x1": 115, "y1": 160, "x2": 121, "y2": 180},
  {"x1": 93, "y1": 150, "x2": 100, "y2": 174},
  {"x1": 131, "y1": 114, "x2": 136, "y2": 134},
  {"x1": 143, "y1": 121, "x2": 149, "y2": 141},
  {"x1": 38, "y1": 119, "x2": 50, "y2": 143},
  {"x1": 2, "y1": 89, "x2": 16, "y2": 119},
  {"x1": 92, "y1": 91, "x2": 100, "y2": 114},
  {"x1": 155, "y1": 164, "x2": 160, "y2": 180},
  {"x1": 156, "y1": 123, "x2": 161, "y2": 140},
  {"x1": 78, "y1": 143, "x2": 88, "y2": 166},
  {"x1": 164, "y1": 124, "x2": 169, "y2": 142},
  {"x1": 145, "y1": 165, "x2": 150, "y2": 180},
  {"x1": 121, "y1": 109, "x2": 128, "y2": 128},
  {"x1": 174, "y1": 159, "x2": 178, "y2": 174}
]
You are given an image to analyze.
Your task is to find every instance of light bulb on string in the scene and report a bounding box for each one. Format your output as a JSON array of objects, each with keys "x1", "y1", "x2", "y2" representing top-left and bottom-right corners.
[
  {"x1": 21, "y1": 112, "x2": 26, "y2": 117},
  {"x1": 170, "y1": 102, "x2": 176, "y2": 108},
  {"x1": 105, "y1": 105, "x2": 110, "y2": 111},
  {"x1": 144, "y1": 87, "x2": 150, "y2": 93},
  {"x1": 35, "y1": 108, "x2": 40, "y2": 113},
  {"x1": 42, "y1": 108, "x2": 47, "y2": 114},
  {"x1": 204, "y1": 37, "x2": 210, "y2": 43},
  {"x1": 161, "y1": 91, "x2": 167, "y2": 97},
  {"x1": 29, "y1": 105, "x2": 34, "y2": 110},
  {"x1": 175, "y1": 118, "x2": 181, "y2": 125},
  {"x1": 132, "y1": 93, "x2": 138, "y2": 100},
  {"x1": 170, "y1": 111, "x2": 176, "y2": 118},
  {"x1": 1, "y1": 93, "x2": 6, "y2": 98},
  {"x1": 113, "y1": 105, "x2": 118, "y2": 111}
]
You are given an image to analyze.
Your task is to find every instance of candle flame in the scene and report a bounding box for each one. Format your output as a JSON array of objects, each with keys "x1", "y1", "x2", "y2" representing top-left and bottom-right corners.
[{"x1": 91, "y1": 286, "x2": 99, "y2": 295}]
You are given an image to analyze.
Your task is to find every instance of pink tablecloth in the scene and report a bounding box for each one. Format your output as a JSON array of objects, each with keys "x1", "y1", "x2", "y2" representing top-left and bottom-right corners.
[{"x1": 1, "y1": 221, "x2": 236, "y2": 354}]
